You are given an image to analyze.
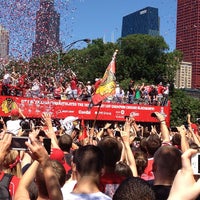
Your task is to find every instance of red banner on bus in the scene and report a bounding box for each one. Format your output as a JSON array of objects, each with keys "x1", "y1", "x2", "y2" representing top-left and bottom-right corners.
[{"x1": 0, "y1": 96, "x2": 170, "y2": 125}]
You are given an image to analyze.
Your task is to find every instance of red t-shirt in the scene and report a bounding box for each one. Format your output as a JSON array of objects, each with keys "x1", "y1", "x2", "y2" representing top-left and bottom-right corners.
[
  {"x1": 70, "y1": 78, "x2": 78, "y2": 90},
  {"x1": 0, "y1": 171, "x2": 20, "y2": 198},
  {"x1": 54, "y1": 87, "x2": 62, "y2": 98},
  {"x1": 142, "y1": 157, "x2": 154, "y2": 181},
  {"x1": 99, "y1": 172, "x2": 125, "y2": 198},
  {"x1": 157, "y1": 85, "x2": 165, "y2": 95}
]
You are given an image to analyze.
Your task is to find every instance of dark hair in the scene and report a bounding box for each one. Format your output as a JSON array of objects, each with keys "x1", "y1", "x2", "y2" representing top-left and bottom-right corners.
[
  {"x1": 115, "y1": 161, "x2": 133, "y2": 178},
  {"x1": 73, "y1": 145, "x2": 104, "y2": 176},
  {"x1": 36, "y1": 160, "x2": 66, "y2": 197},
  {"x1": 139, "y1": 137, "x2": 148, "y2": 154},
  {"x1": 97, "y1": 136, "x2": 122, "y2": 167},
  {"x1": 113, "y1": 177, "x2": 155, "y2": 200},
  {"x1": 134, "y1": 151, "x2": 148, "y2": 176},
  {"x1": 20, "y1": 120, "x2": 31, "y2": 136},
  {"x1": 58, "y1": 134, "x2": 73, "y2": 152},
  {"x1": 153, "y1": 145, "x2": 182, "y2": 181},
  {"x1": 171, "y1": 133, "x2": 181, "y2": 146},
  {"x1": 145, "y1": 134, "x2": 161, "y2": 157}
]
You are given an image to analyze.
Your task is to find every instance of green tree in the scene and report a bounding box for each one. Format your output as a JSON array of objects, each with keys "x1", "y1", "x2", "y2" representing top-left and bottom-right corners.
[
  {"x1": 116, "y1": 34, "x2": 169, "y2": 84},
  {"x1": 67, "y1": 39, "x2": 118, "y2": 83},
  {"x1": 170, "y1": 89, "x2": 200, "y2": 126}
]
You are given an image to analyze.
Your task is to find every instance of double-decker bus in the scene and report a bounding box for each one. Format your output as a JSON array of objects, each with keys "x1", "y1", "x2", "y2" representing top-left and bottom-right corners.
[{"x1": 0, "y1": 96, "x2": 171, "y2": 126}]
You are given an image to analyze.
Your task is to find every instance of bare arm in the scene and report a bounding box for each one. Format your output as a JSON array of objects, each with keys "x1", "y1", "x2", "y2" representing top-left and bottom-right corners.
[
  {"x1": 0, "y1": 117, "x2": 7, "y2": 131},
  {"x1": 154, "y1": 112, "x2": 170, "y2": 142},
  {"x1": 121, "y1": 118, "x2": 138, "y2": 177},
  {"x1": 14, "y1": 161, "x2": 39, "y2": 200},
  {"x1": 188, "y1": 126, "x2": 200, "y2": 146},
  {"x1": 167, "y1": 149, "x2": 200, "y2": 200},
  {"x1": 177, "y1": 125, "x2": 189, "y2": 152},
  {"x1": 42, "y1": 112, "x2": 59, "y2": 148},
  {"x1": 40, "y1": 159, "x2": 63, "y2": 200},
  {"x1": 15, "y1": 134, "x2": 63, "y2": 200},
  {"x1": 0, "y1": 133, "x2": 12, "y2": 164}
]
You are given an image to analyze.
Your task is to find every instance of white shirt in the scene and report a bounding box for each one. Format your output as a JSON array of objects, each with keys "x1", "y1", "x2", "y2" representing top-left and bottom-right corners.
[
  {"x1": 61, "y1": 180, "x2": 77, "y2": 196},
  {"x1": 6, "y1": 119, "x2": 21, "y2": 135},
  {"x1": 63, "y1": 192, "x2": 111, "y2": 200}
]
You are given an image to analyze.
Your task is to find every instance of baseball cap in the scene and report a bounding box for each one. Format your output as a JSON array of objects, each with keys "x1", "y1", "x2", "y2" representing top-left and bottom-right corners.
[
  {"x1": 50, "y1": 148, "x2": 71, "y2": 173},
  {"x1": 10, "y1": 109, "x2": 20, "y2": 117}
]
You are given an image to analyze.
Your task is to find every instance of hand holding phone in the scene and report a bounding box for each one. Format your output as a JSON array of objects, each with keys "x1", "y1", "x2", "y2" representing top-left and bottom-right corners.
[
  {"x1": 11, "y1": 136, "x2": 30, "y2": 151},
  {"x1": 191, "y1": 152, "x2": 200, "y2": 175}
]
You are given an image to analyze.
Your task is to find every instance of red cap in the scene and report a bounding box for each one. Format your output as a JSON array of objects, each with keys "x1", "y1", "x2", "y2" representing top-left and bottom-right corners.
[
  {"x1": 50, "y1": 148, "x2": 65, "y2": 164},
  {"x1": 50, "y1": 148, "x2": 71, "y2": 173},
  {"x1": 10, "y1": 109, "x2": 20, "y2": 117}
]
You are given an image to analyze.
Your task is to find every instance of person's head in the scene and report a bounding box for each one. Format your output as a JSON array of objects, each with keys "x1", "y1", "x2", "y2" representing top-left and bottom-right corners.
[
  {"x1": 58, "y1": 134, "x2": 72, "y2": 152},
  {"x1": 145, "y1": 134, "x2": 161, "y2": 157},
  {"x1": 10, "y1": 109, "x2": 20, "y2": 120},
  {"x1": 134, "y1": 150, "x2": 148, "y2": 176},
  {"x1": 113, "y1": 177, "x2": 155, "y2": 200},
  {"x1": 153, "y1": 145, "x2": 182, "y2": 183},
  {"x1": 97, "y1": 136, "x2": 122, "y2": 169},
  {"x1": 115, "y1": 161, "x2": 133, "y2": 178},
  {"x1": 36, "y1": 160, "x2": 66, "y2": 197},
  {"x1": 73, "y1": 145, "x2": 104, "y2": 177},
  {"x1": 139, "y1": 137, "x2": 148, "y2": 153},
  {"x1": 171, "y1": 133, "x2": 181, "y2": 148},
  {"x1": 28, "y1": 181, "x2": 38, "y2": 200},
  {"x1": 1, "y1": 150, "x2": 22, "y2": 177},
  {"x1": 20, "y1": 120, "x2": 32, "y2": 136}
]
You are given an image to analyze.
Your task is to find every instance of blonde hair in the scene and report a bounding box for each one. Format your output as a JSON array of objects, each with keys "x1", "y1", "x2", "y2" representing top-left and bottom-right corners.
[{"x1": 1, "y1": 150, "x2": 22, "y2": 178}]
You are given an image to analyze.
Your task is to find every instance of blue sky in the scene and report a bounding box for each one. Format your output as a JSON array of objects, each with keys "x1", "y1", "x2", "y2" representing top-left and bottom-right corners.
[
  {"x1": 0, "y1": 0, "x2": 177, "y2": 59},
  {"x1": 65, "y1": 0, "x2": 177, "y2": 51}
]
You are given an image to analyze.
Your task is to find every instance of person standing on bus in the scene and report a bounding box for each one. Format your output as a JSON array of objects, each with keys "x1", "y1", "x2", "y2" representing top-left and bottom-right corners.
[{"x1": 128, "y1": 80, "x2": 135, "y2": 104}]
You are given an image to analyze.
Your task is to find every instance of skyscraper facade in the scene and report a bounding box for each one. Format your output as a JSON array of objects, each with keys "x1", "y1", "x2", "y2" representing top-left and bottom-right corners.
[
  {"x1": 0, "y1": 25, "x2": 9, "y2": 63},
  {"x1": 176, "y1": 0, "x2": 200, "y2": 88},
  {"x1": 121, "y1": 7, "x2": 160, "y2": 37},
  {"x1": 32, "y1": 0, "x2": 61, "y2": 57},
  {"x1": 175, "y1": 61, "x2": 192, "y2": 89}
]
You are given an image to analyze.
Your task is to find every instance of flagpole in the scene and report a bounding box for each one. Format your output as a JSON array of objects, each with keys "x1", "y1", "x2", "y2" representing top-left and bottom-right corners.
[
  {"x1": 92, "y1": 102, "x2": 102, "y2": 128},
  {"x1": 112, "y1": 49, "x2": 118, "y2": 60},
  {"x1": 91, "y1": 49, "x2": 118, "y2": 128}
]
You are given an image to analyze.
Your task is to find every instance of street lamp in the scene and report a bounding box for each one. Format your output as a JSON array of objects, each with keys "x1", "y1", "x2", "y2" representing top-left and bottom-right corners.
[
  {"x1": 56, "y1": 38, "x2": 91, "y2": 67},
  {"x1": 62, "y1": 38, "x2": 91, "y2": 52}
]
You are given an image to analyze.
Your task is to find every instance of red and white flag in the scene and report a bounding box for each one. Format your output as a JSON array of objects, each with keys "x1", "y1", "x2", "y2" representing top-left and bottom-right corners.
[{"x1": 89, "y1": 50, "x2": 118, "y2": 108}]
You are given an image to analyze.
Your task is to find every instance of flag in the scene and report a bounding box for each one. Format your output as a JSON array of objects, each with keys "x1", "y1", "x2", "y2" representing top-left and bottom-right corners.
[
  {"x1": 89, "y1": 50, "x2": 118, "y2": 108},
  {"x1": 78, "y1": 119, "x2": 88, "y2": 141}
]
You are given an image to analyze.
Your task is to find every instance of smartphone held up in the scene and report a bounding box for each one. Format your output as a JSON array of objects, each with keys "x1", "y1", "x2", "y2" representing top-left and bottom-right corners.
[
  {"x1": 191, "y1": 153, "x2": 200, "y2": 175},
  {"x1": 11, "y1": 136, "x2": 51, "y2": 154}
]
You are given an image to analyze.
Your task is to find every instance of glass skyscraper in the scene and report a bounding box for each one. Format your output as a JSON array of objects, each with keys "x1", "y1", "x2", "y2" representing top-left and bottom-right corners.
[{"x1": 121, "y1": 7, "x2": 160, "y2": 37}]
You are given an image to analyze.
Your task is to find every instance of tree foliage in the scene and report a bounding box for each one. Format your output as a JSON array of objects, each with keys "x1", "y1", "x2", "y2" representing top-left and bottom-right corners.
[
  {"x1": 116, "y1": 34, "x2": 169, "y2": 84},
  {"x1": 170, "y1": 89, "x2": 200, "y2": 126},
  {"x1": 9, "y1": 34, "x2": 198, "y2": 126}
]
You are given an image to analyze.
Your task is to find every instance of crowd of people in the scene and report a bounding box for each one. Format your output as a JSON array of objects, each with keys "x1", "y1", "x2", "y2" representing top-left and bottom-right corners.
[
  {"x1": 0, "y1": 66, "x2": 170, "y2": 106},
  {"x1": 0, "y1": 105, "x2": 200, "y2": 199},
  {"x1": 0, "y1": 64, "x2": 197, "y2": 200}
]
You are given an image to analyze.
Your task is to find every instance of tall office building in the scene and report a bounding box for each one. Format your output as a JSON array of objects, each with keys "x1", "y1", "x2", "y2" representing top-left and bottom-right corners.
[
  {"x1": 0, "y1": 25, "x2": 9, "y2": 63},
  {"x1": 176, "y1": 0, "x2": 200, "y2": 88},
  {"x1": 32, "y1": 0, "x2": 61, "y2": 57},
  {"x1": 121, "y1": 7, "x2": 160, "y2": 37},
  {"x1": 175, "y1": 61, "x2": 192, "y2": 89}
]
